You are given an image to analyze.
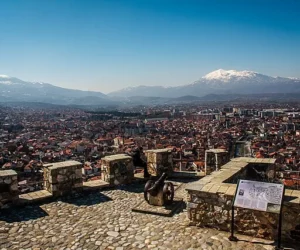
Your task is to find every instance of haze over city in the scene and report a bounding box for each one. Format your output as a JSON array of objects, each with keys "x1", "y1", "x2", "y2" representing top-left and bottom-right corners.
[{"x1": 1, "y1": 0, "x2": 300, "y2": 93}]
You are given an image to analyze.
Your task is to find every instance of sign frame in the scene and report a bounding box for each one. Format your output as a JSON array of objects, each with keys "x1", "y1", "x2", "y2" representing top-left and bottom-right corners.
[
  {"x1": 233, "y1": 179, "x2": 284, "y2": 214},
  {"x1": 229, "y1": 179, "x2": 285, "y2": 250}
]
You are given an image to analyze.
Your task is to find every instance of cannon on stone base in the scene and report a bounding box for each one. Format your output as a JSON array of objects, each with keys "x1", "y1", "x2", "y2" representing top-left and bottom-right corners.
[{"x1": 144, "y1": 172, "x2": 174, "y2": 206}]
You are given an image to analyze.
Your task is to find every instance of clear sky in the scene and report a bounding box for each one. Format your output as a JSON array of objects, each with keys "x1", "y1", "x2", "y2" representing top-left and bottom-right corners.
[{"x1": 0, "y1": 0, "x2": 300, "y2": 93}]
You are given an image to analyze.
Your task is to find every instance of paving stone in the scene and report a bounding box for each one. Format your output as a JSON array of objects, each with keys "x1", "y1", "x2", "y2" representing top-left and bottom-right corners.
[
  {"x1": 107, "y1": 231, "x2": 119, "y2": 237},
  {"x1": 0, "y1": 182, "x2": 287, "y2": 250}
]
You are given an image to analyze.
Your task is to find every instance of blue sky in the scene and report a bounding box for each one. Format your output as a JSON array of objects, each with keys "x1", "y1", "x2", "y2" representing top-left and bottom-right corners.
[{"x1": 0, "y1": 0, "x2": 300, "y2": 93}]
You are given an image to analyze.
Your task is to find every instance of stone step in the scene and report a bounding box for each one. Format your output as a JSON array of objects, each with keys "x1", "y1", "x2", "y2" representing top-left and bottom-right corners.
[
  {"x1": 82, "y1": 179, "x2": 110, "y2": 190},
  {"x1": 18, "y1": 190, "x2": 53, "y2": 205}
]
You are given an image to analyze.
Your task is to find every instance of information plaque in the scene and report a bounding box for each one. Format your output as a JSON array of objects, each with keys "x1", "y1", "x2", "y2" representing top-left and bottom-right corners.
[
  {"x1": 233, "y1": 180, "x2": 284, "y2": 214},
  {"x1": 230, "y1": 179, "x2": 285, "y2": 248}
]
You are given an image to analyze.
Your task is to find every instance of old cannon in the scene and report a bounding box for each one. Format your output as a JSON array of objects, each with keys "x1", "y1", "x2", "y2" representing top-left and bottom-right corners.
[{"x1": 144, "y1": 172, "x2": 174, "y2": 206}]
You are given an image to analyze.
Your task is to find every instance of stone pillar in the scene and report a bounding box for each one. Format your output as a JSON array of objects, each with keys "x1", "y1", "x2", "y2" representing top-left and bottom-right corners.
[
  {"x1": 205, "y1": 149, "x2": 229, "y2": 174},
  {"x1": 101, "y1": 154, "x2": 134, "y2": 186},
  {"x1": 43, "y1": 161, "x2": 83, "y2": 197},
  {"x1": 0, "y1": 170, "x2": 19, "y2": 208},
  {"x1": 145, "y1": 149, "x2": 173, "y2": 176}
]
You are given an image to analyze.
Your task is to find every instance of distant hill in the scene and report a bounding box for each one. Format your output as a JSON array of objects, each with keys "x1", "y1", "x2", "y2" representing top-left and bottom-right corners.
[{"x1": 0, "y1": 75, "x2": 111, "y2": 105}]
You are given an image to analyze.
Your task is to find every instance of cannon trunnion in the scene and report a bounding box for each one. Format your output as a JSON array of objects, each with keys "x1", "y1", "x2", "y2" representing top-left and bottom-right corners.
[{"x1": 144, "y1": 172, "x2": 174, "y2": 206}]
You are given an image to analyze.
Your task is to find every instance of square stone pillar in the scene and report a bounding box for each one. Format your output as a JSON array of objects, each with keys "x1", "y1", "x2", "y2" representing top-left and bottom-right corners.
[
  {"x1": 205, "y1": 149, "x2": 229, "y2": 174},
  {"x1": 0, "y1": 170, "x2": 19, "y2": 208},
  {"x1": 145, "y1": 149, "x2": 173, "y2": 176},
  {"x1": 101, "y1": 154, "x2": 134, "y2": 186},
  {"x1": 44, "y1": 161, "x2": 83, "y2": 197}
]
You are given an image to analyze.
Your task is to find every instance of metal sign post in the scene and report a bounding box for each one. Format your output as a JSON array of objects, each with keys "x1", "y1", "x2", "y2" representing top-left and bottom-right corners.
[
  {"x1": 276, "y1": 186, "x2": 285, "y2": 250},
  {"x1": 229, "y1": 204, "x2": 238, "y2": 242},
  {"x1": 229, "y1": 180, "x2": 240, "y2": 242}
]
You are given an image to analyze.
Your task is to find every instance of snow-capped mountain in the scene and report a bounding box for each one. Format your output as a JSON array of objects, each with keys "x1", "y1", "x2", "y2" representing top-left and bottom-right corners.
[
  {"x1": 202, "y1": 69, "x2": 259, "y2": 81},
  {"x1": 0, "y1": 75, "x2": 112, "y2": 105},
  {"x1": 108, "y1": 69, "x2": 300, "y2": 98}
]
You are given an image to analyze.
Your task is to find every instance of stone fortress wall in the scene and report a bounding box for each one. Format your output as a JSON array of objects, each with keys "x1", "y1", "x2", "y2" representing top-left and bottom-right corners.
[{"x1": 2, "y1": 150, "x2": 300, "y2": 242}]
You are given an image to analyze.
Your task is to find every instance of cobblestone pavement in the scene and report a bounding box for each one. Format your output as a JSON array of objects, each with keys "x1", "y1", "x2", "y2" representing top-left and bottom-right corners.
[{"x1": 0, "y1": 182, "x2": 285, "y2": 250}]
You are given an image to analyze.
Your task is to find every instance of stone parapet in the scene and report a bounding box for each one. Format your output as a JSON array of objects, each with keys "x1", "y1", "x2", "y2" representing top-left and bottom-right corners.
[
  {"x1": 43, "y1": 161, "x2": 83, "y2": 197},
  {"x1": 145, "y1": 149, "x2": 173, "y2": 176},
  {"x1": 186, "y1": 157, "x2": 300, "y2": 241},
  {"x1": 0, "y1": 169, "x2": 19, "y2": 208},
  {"x1": 101, "y1": 154, "x2": 134, "y2": 186}
]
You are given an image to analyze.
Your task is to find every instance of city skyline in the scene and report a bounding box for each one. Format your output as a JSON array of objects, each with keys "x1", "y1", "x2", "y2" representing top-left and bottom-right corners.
[{"x1": 1, "y1": 0, "x2": 300, "y2": 93}]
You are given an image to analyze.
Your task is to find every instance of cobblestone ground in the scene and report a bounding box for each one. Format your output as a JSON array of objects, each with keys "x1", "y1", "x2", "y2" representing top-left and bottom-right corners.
[{"x1": 0, "y1": 182, "x2": 286, "y2": 250}]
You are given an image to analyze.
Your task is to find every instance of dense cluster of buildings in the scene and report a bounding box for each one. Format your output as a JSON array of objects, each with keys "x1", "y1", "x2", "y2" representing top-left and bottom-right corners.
[{"x1": 1, "y1": 102, "x2": 300, "y2": 192}]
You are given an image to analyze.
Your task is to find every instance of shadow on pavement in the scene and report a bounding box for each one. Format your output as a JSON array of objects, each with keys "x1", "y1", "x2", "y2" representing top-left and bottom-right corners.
[
  {"x1": 61, "y1": 191, "x2": 112, "y2": 206},
  {"x1": 0, "y1": 205, "x2": 48, "y2": 223},
  {"x1": 116, "y1": 183, "x2": 145, "y2": 194}
]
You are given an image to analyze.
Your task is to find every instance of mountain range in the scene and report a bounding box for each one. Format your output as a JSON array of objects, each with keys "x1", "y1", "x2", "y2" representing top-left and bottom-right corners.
[
  {"x1": 1, "y1": 69, "x2": 300, "y2": 106},
  {"x1": 108, "y1": 69, "x2": 300, "y2": 98}
]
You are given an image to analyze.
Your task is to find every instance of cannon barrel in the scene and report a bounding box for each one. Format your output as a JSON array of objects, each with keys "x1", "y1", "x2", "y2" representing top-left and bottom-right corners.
[{"x1": 147, "y1": 172, "x2": 168, "y2": 196}]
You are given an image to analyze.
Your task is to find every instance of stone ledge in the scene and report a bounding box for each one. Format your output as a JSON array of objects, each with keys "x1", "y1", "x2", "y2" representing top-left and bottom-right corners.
[
  {"x1": 82, "y1": 180, "x2": 110, "y2": 190},
  {"x1": 18, "y1": 190, "x2": 52, "y2": 205},
  {"x1": 231, "y1": 157, "x2": 276, "y2": 164},
  {"x1": 101, "y1": 154, "x2": 132, "y2": 161},
  {"x1": 44, "y1": 161, "x2": 82, "y2": 170},
  {"x1": 0, "y1": 169, "x2": 17, "y2": 177},
  {"x1": 186, "y1": 161, "x2": 249, "y2": 193}
]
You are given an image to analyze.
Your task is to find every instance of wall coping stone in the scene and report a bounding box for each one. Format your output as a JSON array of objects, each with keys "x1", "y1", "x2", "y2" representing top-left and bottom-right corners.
[
  {"x1": 231, "y1": 157, "x2": 276, "y2": 164},
  {"x1": 145, "y1": 148, "x2": 171, "y2": 153},
  {"x1": 0, "y1": 170, "x2": 17, "y2": 177},
  {"x1": 206, "y1": 149, "x2": 227, "y2": 153},
  {"x1": 44, "y1": 161, "x2": 82, "y2": 170},
  {"x1": 102, "y1": 154, "x2": 132, "y2": 161}
]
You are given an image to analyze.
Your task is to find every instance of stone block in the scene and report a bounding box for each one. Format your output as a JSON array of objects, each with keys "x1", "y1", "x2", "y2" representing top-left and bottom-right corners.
[
  {"x1": 57, "y1": 175, "x2": 65, "y2": 183},
  {"x1": 145, "y1": 149, "x2": 173, "y2": 176},
  {"x1": 101, "y1": 154, "x2": 134, "y2": 186},
  {"x1": 216, "y1": 186, "x2": 229, "y2": 194},
  {"x1": 4, "y1": 177, "x2": 12, "y2": 184},
  {"x1": 10, "y1": 183, "x2": 18, "y2": 191},
  {"x1": 201, "y1": 184, "x2": 214, "y2": 192},
  {"x1": 0, "y1": 169, "x2": 19, "y2": 208},
  {"x1": 51, "y1": 185, "x2": 57, "y2": 192},
  {"x1": 75, "y1": 169, "x2": 82, "y2": 176},
  {"x1": 208, "y1": 185, "x2": 221, "y2": 194},
  {"x1": 225, "y1": 186, "x2": 236, "y2": 196},
  {"x1": 43, "y1": 161, "x2": 82, "y2": 197},
  {"x1": 74, "y1": 183, "x2": 83, "y2": 188}
]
